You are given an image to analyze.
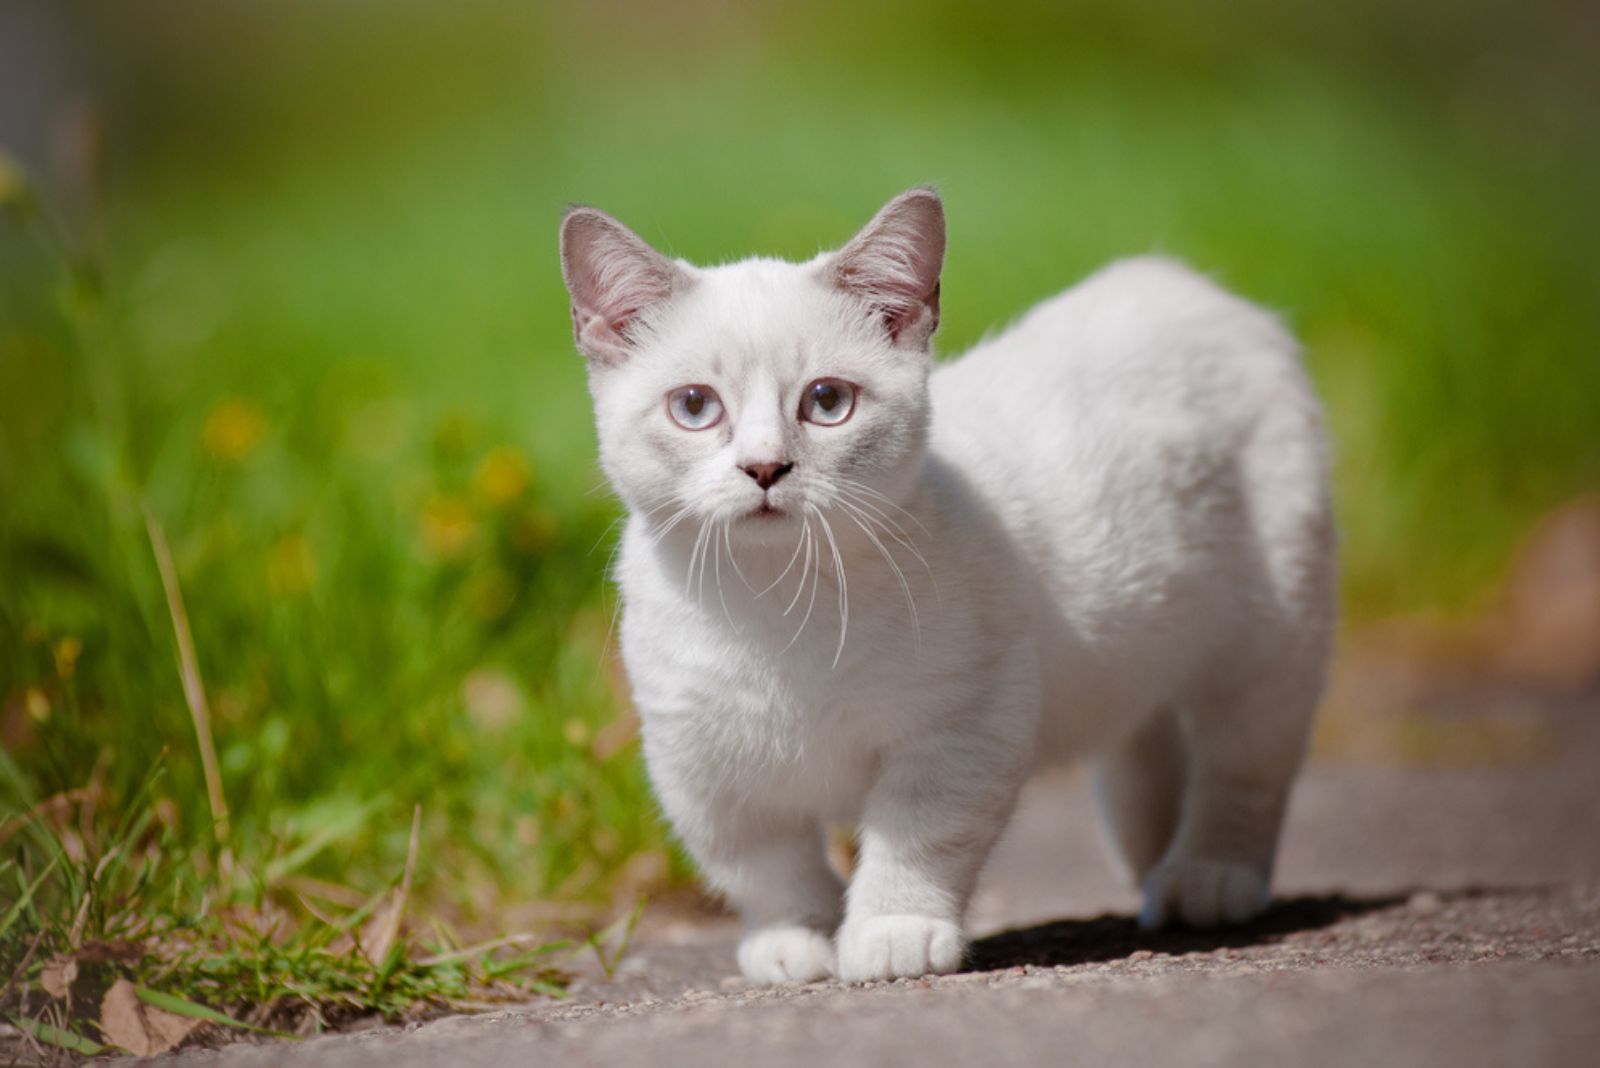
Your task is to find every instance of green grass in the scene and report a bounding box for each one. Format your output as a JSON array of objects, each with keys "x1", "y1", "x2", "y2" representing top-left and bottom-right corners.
[
  {"x1": 2, "y1": 0, "x2": 1598, "y2": 1053},
  {"x1": 0, "y1": 764, "x2": 580, "y2": 1055}
]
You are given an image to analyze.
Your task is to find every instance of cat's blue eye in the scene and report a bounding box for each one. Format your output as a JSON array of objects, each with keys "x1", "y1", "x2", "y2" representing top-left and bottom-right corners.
[
  {"x1": 799, "y1": 378, "x2": 857, "y2": 427},
  {"x1": 667, "y1": 385, "x2": 724, "y2": 431}
]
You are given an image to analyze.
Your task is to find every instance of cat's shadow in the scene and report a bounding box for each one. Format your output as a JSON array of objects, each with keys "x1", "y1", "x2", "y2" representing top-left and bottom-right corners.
[{"x1": 965, "y1": 892, "x2": 1406, "y2": 971}]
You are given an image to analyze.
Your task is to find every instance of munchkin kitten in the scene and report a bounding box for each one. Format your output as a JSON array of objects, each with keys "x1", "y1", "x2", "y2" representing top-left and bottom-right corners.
[{"x1": 560, "y1": 189, "x2": 1336, "y2": 984}]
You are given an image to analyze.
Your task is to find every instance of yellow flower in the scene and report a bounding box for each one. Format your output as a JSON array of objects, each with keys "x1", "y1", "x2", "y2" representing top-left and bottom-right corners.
[
  {"x1": 420, "y1": 494, "x2": 477, "y2": 560},
  {"x1": 53, "y1": 637, "x2": 82, "y2": 679},
  {"x1": 473, "y1": 446, "x2": 531, "y2": 507},
  {"x1": 25, "y1": 688, "x2": 50, "y2": 722},
  {"x1": 266, "y1": 534, "x2": 316, "y2": 594},
  {"x1": 202, "y1": 399, "x2": 267, "y2": 461}
]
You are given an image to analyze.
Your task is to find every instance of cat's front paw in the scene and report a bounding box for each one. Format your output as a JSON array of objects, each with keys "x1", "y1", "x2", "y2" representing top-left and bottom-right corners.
[
  {"x1": 737, "y1": 925, "x2": 837, "y2": 984},
  {"x1": 1139, "y1": 857, "x2": 1269, "y2": 929},
  {"x1": 836, "y1": 915, "x2": 964, "y2": 982}
]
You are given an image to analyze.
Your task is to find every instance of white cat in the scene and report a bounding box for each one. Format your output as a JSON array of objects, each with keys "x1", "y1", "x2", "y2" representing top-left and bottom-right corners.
[{"x1": 560, "y1": 188, "x2": 1336, "y2": 984}]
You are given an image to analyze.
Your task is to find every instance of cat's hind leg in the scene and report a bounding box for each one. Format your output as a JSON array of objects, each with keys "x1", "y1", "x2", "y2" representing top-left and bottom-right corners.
[
  {"x1": 1138, "y1": 659, "x2": 1324, "y2": 929},
  {"x1": 1092, "y1": 706, "x2": 1186, "y2": 885},
  {"x1": 1136, "y1": 348, "x2": 1336, "y2": 929}
]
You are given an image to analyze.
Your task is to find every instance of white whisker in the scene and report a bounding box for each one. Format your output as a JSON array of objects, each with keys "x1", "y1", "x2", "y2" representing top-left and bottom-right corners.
[
  {"x1": 839, "y1": 476, "x2": 932, "y2": 539},
  {"x1": 839, "y1": 500, "x2": 921, "y2": 647},
  {"x1": 714, "y1": 519, "x2": 738, "y2": 628},
  {"x1": 838, "y1": 487, "x2": 932, "y2": 578},
  {"x1": 723, "y1": 522, "x2": 754, "y2": 592},
  {"x1": 649, "y1": 498, "x2": 699, "y2": 545},
  {"x1": 759, "y1": 520, "x2": 809, "y2": 600},
  {"x1": 588, "y1": 513, "x2": 627, "y2": 558},
  {"x1": 782, "y1": 518, "x2": 814, "y2": 617},
  {"x1": 695, "y1": 518, "x2": 714, "y2": 609},
  {"x1": 598, "y1": 529, "x2": 627, "y2": 679},
  {"x1": 652, "y1": 509, "x2": 691, "y2": 543},
  {"x1": 782, "y1": 511, "x2": 822, "y2": 652},
  {"x1": 685, "y1": 518, "x2": 711, "y2": 604},
  {"x1": 815, "y1": 509, "x2": 849, "y2": 669}
]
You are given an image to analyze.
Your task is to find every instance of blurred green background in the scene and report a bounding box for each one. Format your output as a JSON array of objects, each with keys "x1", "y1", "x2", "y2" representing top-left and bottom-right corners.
[{"x1": 3, "y1": 0, "x2": 1597, "y2": 919}]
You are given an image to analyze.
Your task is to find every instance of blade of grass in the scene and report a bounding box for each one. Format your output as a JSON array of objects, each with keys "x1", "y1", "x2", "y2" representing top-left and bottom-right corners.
[
  {"x1": 483, "y1": 947, "x2": 572, "y2": 985},
  {"x1": 362, "y1": 804, "x2": 420, "y2": 964},
  {"x1": 262, "y1": 799, "x2": 382, "y2": 887},
  {"x1": 0, "y1": 851, "x2": 63, "y2": 941},
  {"x1": 6, "y1": 1013, "x2": 105, "y2": 1056},
  {"x1": 416, "y1": 933, "x2": 572, "y2": 968},
  {"x1": 522, "y1": 976, "x2": 568, "y2": 998},
  {"x1": 365, "y1": 805, "x2": 421, "y2": 999},
  {"x1": 585, "y1": 897, "x2": 646, "y2": 978},
  {"x1": 133, "y1": 986, "x2": 294, "y2": 1038},
  {"x1": 143, "y1": 504, "x2": 232, "y2": 860}
]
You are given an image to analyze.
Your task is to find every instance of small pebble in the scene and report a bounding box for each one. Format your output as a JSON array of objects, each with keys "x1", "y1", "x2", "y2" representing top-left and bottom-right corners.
[{"x1": 1408, "y1": 891, "x2": 1443, "y2": 914}]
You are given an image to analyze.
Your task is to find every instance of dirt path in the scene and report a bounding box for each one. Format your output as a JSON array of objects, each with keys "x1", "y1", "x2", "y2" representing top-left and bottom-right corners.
[{"x1": 168, "y1": 689, "x2": 1600, "y2": 1067}]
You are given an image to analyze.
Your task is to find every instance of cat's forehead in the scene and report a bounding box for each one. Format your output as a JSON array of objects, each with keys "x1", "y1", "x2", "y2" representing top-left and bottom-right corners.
[{"x1": 652, "y1": 257, "x2": 862, "y2": 381}]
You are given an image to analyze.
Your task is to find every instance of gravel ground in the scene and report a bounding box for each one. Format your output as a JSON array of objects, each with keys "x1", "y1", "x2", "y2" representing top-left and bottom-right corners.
[{"x1": 162, "y1": 686, "x2": 1600, "y2": 1067}]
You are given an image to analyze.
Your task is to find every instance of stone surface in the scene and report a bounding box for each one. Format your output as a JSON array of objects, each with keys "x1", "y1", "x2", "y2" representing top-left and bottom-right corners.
[{"x1": 162, "y1": 691, "x2": 1600, "y2": 1068}]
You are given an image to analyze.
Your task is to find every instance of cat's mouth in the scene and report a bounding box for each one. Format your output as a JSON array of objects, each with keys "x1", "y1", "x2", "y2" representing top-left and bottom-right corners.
[{"x1": 748, "y1": 501, "x2": 786, "y2": 519}]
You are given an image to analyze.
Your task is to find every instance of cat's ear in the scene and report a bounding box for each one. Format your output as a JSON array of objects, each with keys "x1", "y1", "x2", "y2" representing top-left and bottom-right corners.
[
  {"x1": 560, "y1": 206, "x2": 684, "y2": 365},
  {"x1": 828, "y1": 187, "x2": 946, "y2": 349}
]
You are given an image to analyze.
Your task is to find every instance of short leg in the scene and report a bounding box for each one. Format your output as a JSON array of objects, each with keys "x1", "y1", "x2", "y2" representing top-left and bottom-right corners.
[
  {"x1": 1140, "y1": 671, "x2": 1320, "y2": 929},
  {"x1": 641, "y1": 722, "x2": 846, "y2": 984},
  {"x1": 1093, "y1": 706, "x2": 1185, "y2": 883},
  {"x1": 672, "y1": 798, "x2": 845, "y2": 983},
  {"x1": 726, "y1": 820, "x2": 844, "y2": 983},
  {"x1": 837, "y1": 729, "x2": 1028, "y2": 982}
]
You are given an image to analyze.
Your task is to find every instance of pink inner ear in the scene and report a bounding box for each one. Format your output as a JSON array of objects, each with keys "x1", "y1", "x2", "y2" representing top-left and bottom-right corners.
[
  {"x1": 562, "y1": 211, "x2": 675, "y2": 346},
  {"x1": 833, "y1": 191, "x2": 945, "y2": 342}
]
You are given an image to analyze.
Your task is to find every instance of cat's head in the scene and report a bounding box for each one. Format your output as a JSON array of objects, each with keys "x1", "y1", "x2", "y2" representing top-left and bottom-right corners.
[{"x1": 560, "y1": 189, "x2": 945, "y2": 545}]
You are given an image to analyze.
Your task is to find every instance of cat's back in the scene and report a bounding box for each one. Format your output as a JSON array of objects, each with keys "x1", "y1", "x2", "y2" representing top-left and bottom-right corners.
[
  {"x1": 927, "y1": 254, "x2": 1330, "y2": 715},
  {"x1": 931, "y1": 255, "x2": 1306, "y2": 467}
]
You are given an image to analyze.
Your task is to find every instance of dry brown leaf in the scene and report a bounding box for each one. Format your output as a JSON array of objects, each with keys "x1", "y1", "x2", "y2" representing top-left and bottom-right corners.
[
  {"x1": 100, "y1": 979, "x2": 201, "y2": 1056},
  {"x1": 361, "y1": 887, "x2": 405, "y2": 964},
  {"x1": 40, "y1": 954, "x2": 78, "y2": 999},
  {"x1": 361, "y1": 805, "x2": 421, "y2": 964}
]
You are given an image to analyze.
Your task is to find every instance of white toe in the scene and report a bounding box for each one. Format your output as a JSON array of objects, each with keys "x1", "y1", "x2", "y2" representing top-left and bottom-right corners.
[
  {"x1": 737, "y1": 925, "x2": 836, "y2": 984},
  {"x1": 836, "y1": 915, "x2": 965, "y2": 982}
]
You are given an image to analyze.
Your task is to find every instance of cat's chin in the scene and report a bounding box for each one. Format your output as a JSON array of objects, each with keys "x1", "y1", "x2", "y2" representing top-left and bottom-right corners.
[{"x1": 729, "y1": 505, "x2": 801, "y2": 546}]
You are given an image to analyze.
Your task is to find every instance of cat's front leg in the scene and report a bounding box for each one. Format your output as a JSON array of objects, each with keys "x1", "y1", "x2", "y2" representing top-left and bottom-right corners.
[
  {"x1": 656, "y1": 779, "x2": 845, "y2": 983},
  {"x1": 836, "y1": 727, "x2": 1029, "y2": 982},
  {"x1": 723, "y1": 819, "x2": 845, "y2": 984}
]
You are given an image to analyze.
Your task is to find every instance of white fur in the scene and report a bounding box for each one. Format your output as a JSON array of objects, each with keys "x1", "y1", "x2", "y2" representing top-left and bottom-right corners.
[{"x1": 561, "y1": 190, "x2": 1336, "y2": 984}]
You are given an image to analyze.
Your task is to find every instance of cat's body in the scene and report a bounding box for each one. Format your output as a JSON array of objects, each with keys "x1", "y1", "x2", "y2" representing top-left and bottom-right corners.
[{"x1": 563, "y1": 190, "x2": 1335, "y2": 984}]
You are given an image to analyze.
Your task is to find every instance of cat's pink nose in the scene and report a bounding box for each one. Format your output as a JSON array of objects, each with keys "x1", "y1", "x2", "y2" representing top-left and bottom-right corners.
[{"x1": 742, "y1": 461, "x2": 793, "y2": 491}]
